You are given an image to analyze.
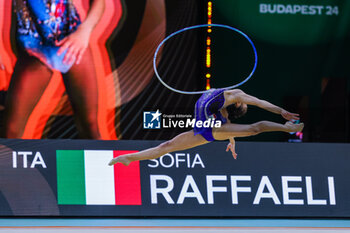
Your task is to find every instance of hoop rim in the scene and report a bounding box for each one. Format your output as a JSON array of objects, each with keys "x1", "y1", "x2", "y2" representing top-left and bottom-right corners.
[{"x1": 153, "y1": 24, "x2": 258, "y2": 95}]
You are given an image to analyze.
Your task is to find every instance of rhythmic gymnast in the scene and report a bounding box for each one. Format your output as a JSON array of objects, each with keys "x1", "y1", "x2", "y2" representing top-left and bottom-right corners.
[{"x1": 108, "y1": 88, "x2": 304, "y2": 166}]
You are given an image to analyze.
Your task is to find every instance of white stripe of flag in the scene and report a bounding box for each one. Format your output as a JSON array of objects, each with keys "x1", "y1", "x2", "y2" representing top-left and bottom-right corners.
[{"x1": 84, "y1": 150, "x2": 115, "y2": 205}]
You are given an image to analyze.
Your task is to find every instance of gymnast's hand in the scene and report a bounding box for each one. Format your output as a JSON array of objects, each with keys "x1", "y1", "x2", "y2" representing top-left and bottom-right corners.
[
  {"x1": 56, "y1": 24, "x2": 92, "y2": 65},
  {"x1": 281, "y1": 110, "x2": 300, "y2": 122},
  {"x1": 226, "y1": 143, "x2": 237, "y2": 160},
  {"x1": 226, "y1": 138, "x2": 237, "y2": 160}
]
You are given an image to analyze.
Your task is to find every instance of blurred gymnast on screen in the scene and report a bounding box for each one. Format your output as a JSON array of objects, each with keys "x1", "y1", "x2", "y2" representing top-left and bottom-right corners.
[
  {"x1": 1, "y1": 0, "x2": 105, "y2": 139},
  {"x1": 109, "y1": 89, "x2": 304, "y2": 166}
]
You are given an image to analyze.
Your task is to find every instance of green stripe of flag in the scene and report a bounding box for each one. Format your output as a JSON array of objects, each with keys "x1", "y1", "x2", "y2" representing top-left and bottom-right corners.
[{"x1": 57, "y1": 150, "x2": 86, "y2": 205}]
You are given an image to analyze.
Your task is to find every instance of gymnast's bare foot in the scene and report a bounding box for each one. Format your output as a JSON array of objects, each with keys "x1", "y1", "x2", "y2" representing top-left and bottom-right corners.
[
  {"x1": 108, "y1": 156, "x2": 132, "y2": 166},
  {"x1": 285, "y1": 121, "x2": 304, "y2": 133}
]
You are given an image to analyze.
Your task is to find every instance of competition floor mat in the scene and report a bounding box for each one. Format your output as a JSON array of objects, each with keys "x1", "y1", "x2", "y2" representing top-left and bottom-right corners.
[{"x1": 1, "y1": 219, "x2": 350, "y2": 232}]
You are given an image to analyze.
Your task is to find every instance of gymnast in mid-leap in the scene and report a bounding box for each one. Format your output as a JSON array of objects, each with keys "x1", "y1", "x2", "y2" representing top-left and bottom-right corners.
[{"x1": 109, "y1": 88, "x2": 304, "y2": 166}]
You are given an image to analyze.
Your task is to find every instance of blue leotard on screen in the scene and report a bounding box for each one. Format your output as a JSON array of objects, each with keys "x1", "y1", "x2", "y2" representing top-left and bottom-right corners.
[
  {"x1": 14, "y1": 0, "x2": 81, "y2": 73},
  {"x1": 193, "y1": 88, "x2": 227, "y2": 141}
]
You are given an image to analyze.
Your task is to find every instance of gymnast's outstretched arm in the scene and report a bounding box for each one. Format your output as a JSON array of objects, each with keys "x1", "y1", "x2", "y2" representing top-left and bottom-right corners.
[{"x1": 223, "y1": 89, "x2": 299, "y2": 121}]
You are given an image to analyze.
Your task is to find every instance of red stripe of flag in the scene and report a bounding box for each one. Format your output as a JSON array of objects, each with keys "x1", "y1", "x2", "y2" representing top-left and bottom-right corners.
[{"x1": 113, "y1": 150, "x2": 142, "y2": 205}]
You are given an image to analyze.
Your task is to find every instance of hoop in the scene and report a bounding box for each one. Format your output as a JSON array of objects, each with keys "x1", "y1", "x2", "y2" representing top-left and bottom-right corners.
[{"x1": 153, "y1": 24, "x2": 258, "y2": 94}]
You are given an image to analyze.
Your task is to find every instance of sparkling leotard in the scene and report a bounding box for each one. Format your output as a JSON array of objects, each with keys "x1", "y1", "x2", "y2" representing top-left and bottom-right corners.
[
  {"x1": 193, "y1": 88, "x2": 227, "y2": 141},
  {"x1": 14, "y1": 0, "x2": 81, "y2": 73}
]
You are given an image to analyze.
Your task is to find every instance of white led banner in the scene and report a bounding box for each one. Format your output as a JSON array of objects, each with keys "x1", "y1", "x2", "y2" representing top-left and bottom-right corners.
[{"x1": 0, "y1": 139, "x2": 349, "y2": 217}]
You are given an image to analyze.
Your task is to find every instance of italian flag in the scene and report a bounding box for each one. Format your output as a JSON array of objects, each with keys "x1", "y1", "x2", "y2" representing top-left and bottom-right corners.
[{"x1": 56, "y1": 150, "x2": 141, "y2": 205}]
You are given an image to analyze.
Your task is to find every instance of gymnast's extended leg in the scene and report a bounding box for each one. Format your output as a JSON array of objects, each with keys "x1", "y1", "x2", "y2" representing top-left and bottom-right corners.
[
  {"x1": 109, "y1": 120, "x2": 303, "y2": 166},
  {"x1": 62, "y1": 47, "x2": 101, "y2": 139},
  {"x1": 212, "y1": 120, "x2": 304, "y2": 140},
  {"x1": 2, "y1": 53, "x2": 53, "y2": 138},
  {"x1": 108, "y1": 131, "x2": 208, "y2": 166}
]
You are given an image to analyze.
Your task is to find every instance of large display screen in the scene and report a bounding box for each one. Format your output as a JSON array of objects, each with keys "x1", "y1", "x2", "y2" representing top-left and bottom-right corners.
[
  {"x1": 0, "y1": 0, "x2": 204, "y2": 140},
  {"x1": 0, "y1": 0, "x2": 349, "y2": 143}
]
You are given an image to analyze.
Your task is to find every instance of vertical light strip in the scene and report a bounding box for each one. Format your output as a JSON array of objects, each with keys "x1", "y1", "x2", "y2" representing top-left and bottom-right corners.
[{"x1": 206, "y1": 1, "x2": 213, "y2": 90}]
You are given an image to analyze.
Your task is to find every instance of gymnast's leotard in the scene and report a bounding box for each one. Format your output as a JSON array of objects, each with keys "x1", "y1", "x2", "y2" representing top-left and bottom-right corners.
[
  {"x1": 14, "y1": 0, "x2": 81, "y2": 73},
  {"x1": 193, "y1": 88, "x2": 227, "y2": 141}
]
